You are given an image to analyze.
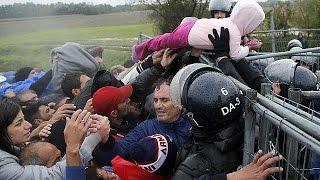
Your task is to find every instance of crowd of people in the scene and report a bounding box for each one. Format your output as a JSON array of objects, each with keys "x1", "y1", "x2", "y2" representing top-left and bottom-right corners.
[{"x1": 0, "y1": 0, "x2": 319, "y2": 179}]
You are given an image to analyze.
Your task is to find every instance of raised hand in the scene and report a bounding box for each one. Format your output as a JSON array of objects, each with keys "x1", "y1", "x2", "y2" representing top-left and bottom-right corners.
[
  {"x1": 39, "y1": 123, "x2": 52, "y2": 138},
  {"x1": 50, "y1": 104, "x2": 76, "y2": 122},
  {"x1": 152, "y1": 49, "x2": 166, "y2": 64},
  {"x1": 161, "y1": 48, "x2": 178, "y2": 68},
  {"x1": 208, "y1": 27, "x2": 230, "y2": 58},
  {"x1": 91, "y1": 114, "x2": 110, "y2": 144},
  {"x1": 84, "y1": 98, "x2": 93, "y2": 113},
  {"x1": 64, "y1": 110, "x2": 92, "y2": 151}
]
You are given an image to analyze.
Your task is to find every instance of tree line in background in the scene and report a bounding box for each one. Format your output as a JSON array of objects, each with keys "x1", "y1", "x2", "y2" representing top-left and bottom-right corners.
[
  {"x1": 138, "y1": 0, "x2": 320, "y2": 33},
  {"x1": 1, "y1": 0, "x2": 319, "y2": 32},
  {"x1": 139, "y1": 0, "x2": 211, "y2": 33},
  {"x1": 0, "y1": 3, "x2": 148, "y2": 19},
  {"x1": 272, "y1": 0, "x2": 320, "y2": 30}
]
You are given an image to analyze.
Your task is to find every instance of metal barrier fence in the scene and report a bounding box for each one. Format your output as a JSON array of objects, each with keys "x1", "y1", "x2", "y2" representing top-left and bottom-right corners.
[
  {"x1": 246, "y1": 47, "x2": 320, "y2": 61},
  {"x1": 199, "y1": 53, "x2": 320, "y2": 180},
  {"x1": 229, "y1": 79, "x2": 320, "y2": 180},
  {"x1": 253, "y1": 29, "x2": 320, "y2": 52}
]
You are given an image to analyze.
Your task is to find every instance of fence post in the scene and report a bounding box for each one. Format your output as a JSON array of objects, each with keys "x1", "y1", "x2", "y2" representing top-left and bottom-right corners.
[
  {"x1": 138, "y1": 32, "x2": 142, "y2": 43},
  {"x1": 286, "y1": 88, "x2": 302, "y2": 180},
  {"x1": 258, "y1": 83, "x2": 272, "y2": 152},
  {"x1": 270, "y1": 10, "x2": 276, "y2": 52},
  {"x1": 243, "y1": 89, "x2": 257, "y2": 166}
]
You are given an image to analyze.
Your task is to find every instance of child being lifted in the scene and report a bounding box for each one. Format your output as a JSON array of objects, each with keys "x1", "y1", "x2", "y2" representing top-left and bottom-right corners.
[{"x1": 132, "y1": 0, "x2": 265, "y2": 62}]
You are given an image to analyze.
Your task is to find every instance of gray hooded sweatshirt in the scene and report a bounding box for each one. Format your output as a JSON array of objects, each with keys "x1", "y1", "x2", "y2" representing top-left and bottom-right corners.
[{"x1": 51, "y1": 42, "x2": 100, "y2": 94}]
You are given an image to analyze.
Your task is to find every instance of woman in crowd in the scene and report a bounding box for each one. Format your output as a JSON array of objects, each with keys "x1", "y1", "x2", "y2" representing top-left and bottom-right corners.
[{"x1": 0, "y1": 100, "x2": 104, "y2": 180}]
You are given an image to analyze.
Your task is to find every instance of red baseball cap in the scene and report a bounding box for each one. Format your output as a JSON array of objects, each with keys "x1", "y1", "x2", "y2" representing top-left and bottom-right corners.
[{"x1": 92, "y1": 85, "x2": 133, "y2": 116}]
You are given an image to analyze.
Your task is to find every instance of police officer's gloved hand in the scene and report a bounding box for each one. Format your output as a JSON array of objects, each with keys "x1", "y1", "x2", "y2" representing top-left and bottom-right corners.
[{"x1": 208, "y1": 27, "x2": 230, "y2": 61}]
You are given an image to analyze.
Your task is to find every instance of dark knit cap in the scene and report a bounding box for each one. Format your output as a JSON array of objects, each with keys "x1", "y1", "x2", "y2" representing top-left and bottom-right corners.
[
  {"x1": 91, "y1": 70, "x2": 123, "y2": 96},
  {"x1": 128, "y1": 134, "x2": 178, "y2": 176}
]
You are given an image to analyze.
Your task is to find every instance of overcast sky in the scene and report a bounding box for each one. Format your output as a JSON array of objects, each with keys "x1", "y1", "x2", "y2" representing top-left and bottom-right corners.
[{"x1": 0, "y1": 0, "x2": 134, "y2": 6}]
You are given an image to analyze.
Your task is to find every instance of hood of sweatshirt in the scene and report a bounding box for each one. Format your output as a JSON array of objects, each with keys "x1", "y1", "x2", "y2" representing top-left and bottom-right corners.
[{"x1": 230, "y1": 0, "x2": 265, "y2": 36}]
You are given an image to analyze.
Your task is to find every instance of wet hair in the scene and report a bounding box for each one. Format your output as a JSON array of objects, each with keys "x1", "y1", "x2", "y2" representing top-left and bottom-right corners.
[
  {"x1": 123, "y1": 60, "x2": 135, "y2": 68},
  {"x1": 152, "y1": 77, "x2": 173, "y2": 91},
  {"x1": 41, "y1": 93, "x2": 67, "y2": 106},
  {"x1": 19, "y1": 141, "x2": 48, "y2": 166},
  {"x1": 22, "y1": 102, "x2": 44, "y2": 124},
  {"x1": 15, "y1": 67, "x2": 33, "y2": 82},
  {"x1": 61, "y1": 73, "x2": 82, "y2": 98},
  {"x1": 11, "y1": 90, "x2": 39, "y2": 107},
  {"x1": 0, "y1": 100, "x2": 21, "y2": 156}
]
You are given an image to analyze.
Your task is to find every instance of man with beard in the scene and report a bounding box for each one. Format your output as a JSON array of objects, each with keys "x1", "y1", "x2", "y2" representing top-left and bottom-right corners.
[{"x1": 92, "y1": 85, "x2": 142, "y2": 136}]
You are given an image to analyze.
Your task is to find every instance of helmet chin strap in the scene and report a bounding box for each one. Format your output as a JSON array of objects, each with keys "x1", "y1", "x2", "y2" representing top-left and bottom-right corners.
[{"x1": 186, "y1": 112, "x2": 204, "y2": 128}]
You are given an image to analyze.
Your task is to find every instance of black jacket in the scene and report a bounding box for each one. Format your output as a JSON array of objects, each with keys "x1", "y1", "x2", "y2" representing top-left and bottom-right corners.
[
  {"x1": 173, "y1": 121, "x2": 243, "y2": 179},
  {"x1": 130, "y1": 63, "x2": 165, "y2": 105},
  {"x1": 217, "y1": 58, "x2": 268, "y2": 93}
]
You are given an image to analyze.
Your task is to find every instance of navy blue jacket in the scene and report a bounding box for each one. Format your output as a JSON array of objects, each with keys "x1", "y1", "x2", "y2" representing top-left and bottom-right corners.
[
  {"x1": 114, "y1": 116, "x2": 192, "y2": 160},
  {"x1": 92, "y1": 115, "x2": 192, "y2": 167}
]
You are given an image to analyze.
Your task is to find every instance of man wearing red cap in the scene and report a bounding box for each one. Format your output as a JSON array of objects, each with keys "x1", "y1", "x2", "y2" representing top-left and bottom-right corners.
[
  {"x1": 92, "y1": 48, "x2": 180, "y2": 136},
  {"x1": 92, "y1": 84, "x2": 136, "y2": 136}
]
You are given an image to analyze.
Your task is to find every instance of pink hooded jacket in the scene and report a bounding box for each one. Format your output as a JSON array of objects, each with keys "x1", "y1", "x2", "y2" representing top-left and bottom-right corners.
[{"x1": 188, "y1": 0, "x2": 265, "y2": 60}]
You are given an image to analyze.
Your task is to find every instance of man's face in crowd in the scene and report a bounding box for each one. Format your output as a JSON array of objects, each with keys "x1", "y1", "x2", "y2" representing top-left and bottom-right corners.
[
  {"x1": 20, "y1": 90, "x2": 39, "y2": 103},
  {"x1": 28, "y1": 69, "x2": 37, "y2": 78},
  {"x1": 116, "y1": 99, "x2": 141, "y2": 118},
  {"x1": 38, "y1": 105, "x2": 56, "y2": 121},
  {"x1": 153, "y1": 83, "x2": 181, "y2": 123},
  {"x1": 213, "y1": 10, "x2": 227, "y2": 19}
]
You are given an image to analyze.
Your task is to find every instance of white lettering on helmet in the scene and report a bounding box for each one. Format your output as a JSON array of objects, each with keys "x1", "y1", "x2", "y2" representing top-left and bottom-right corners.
[
  {"x1": 221, "y1": 97, "x2": 241, "y2": 116},
  {"x1": 221, "y1": 88, "x2": 228, "y2": 96}
]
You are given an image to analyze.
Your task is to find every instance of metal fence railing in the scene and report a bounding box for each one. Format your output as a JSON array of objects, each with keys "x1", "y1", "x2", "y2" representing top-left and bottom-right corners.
[
  {"x1": 253, "y1": 29, "x2": 320, "y2": 52},
  {"x1": 229, "y1": 79, "x2": 320, "y2": 180}
]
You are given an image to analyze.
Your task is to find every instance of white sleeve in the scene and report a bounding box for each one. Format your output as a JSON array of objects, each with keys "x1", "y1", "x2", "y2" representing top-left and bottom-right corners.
[
  {"x1": 121, "y1": 68, "x2": 140, "y2": 84},
  {"x1": 230, "y1": 45, "x2": 249, "y2": 61}
]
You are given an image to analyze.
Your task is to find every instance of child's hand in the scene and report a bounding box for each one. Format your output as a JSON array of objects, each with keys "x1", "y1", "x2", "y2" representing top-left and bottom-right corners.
[{"x1": 245, "y1": 38, "x2": 263, "y2": 50}]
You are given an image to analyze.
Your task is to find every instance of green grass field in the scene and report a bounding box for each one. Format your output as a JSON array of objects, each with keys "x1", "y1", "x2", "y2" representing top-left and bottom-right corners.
[{"x1": 0, "y1": 12, "x2": 155, "y2": 71}]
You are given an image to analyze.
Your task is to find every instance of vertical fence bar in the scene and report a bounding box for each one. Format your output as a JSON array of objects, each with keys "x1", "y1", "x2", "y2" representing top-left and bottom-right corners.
[
  {"x1": 270, "y1": 10, "x2": 276, "y2": 52},
  {"x1": 243, "y1": 89, "x2": 257, "y2": 166},
  {"x1": 138, "y1": 32, "x2": 142, "y2": 43},
  {"x1": 259, "y1": 83, "x2": 272, "y2": 152},
  {"x1": 286, "y1": 88, "x2": 302, "y2": 180}
]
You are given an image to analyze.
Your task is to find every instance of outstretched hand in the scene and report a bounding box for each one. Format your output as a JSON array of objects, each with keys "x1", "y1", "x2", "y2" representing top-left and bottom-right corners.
[
  {"x1": 227, "y1": 150, "x2": 283, "y2": 180},
  {"x1": 208, "y1": 27, "x2": 230, "y2": 58},
  {"x1": 64, "y1": 110, "x2": 92, "y2": 151},
  {"x1": 161, "y1": 48, "x2": 178, "y2": 68}
]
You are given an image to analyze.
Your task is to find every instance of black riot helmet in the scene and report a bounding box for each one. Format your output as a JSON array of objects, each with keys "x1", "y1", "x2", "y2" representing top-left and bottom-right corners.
[
  {"x1": 170, "y1": 64, "x2": 244, "y2": 139},
  {"x1": 264, "y1": 59, "x2": 317, "y2": 91},
  {"x1": 294, "y1": 66, "x2": 318, "y2": 91}
]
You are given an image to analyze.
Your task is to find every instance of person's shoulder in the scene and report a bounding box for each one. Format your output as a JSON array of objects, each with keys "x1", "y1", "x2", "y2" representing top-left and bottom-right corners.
[
  {"x1": 138, "y1": 117, "x2": 159, "y2": 126},
  {"x1": 0, "y1": 149, "x2": 19, "y2": 162}
]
